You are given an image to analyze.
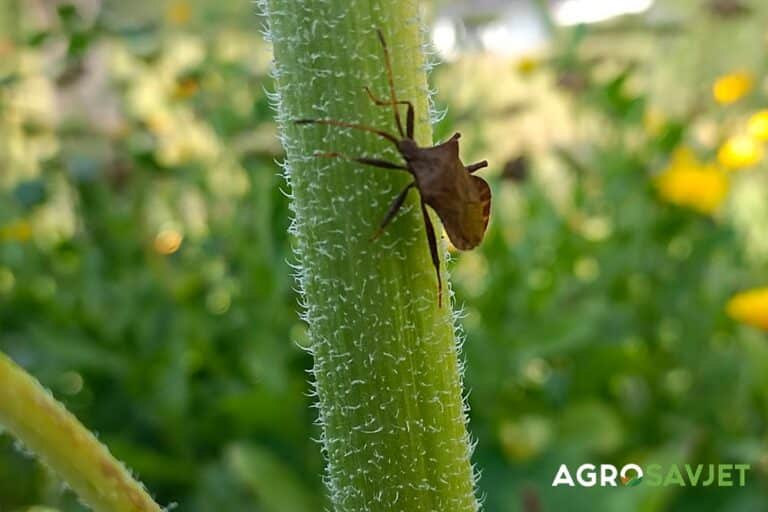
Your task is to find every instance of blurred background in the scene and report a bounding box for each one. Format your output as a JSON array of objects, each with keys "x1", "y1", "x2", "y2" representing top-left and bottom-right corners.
[{"x1": 2, "y1": 0, "x2": 768, "y2": 510}]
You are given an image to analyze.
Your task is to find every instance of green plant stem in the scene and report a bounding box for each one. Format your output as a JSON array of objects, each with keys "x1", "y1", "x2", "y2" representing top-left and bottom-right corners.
[
  {"x1": 259, "y1": 1, "x2": 478, "y2": 511},
  {"x1": 0, "y1": 352, "x2": 162, "y2": 512}
]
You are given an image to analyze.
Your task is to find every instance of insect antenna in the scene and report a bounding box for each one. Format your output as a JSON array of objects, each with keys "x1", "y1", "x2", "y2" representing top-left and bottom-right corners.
[
  {"x1": 376, "y1": 29, "x2": 406, "y2": 139},
  {"x1": 295, "y1": 118, "x2": 399, "y2": 145}
]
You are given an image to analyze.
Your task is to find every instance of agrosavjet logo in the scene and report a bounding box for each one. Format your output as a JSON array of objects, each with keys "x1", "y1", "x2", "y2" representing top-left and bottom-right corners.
[{"x1": 552, "y1": 463, "x2": 751, "y2": 488}]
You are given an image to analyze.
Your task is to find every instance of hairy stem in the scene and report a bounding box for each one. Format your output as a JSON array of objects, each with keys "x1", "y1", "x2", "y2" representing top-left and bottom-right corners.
[
  {"x1": 0, "y1": 352, "x2": 162, "y2": 512},
  {"x1": 259, "y1": 1, "x2": 478, "y2": 510}
]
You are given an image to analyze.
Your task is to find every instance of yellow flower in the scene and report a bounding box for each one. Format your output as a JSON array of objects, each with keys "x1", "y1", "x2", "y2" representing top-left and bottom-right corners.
[
  {"x1": 146, "y1": 110, "x2": 173, "y2": 135},
  {"x1": 166, "y1": 1, "x2": 192, "y2": 26},
  {"x1": 655, "y1": 147, "x2": 729, "y2": 214},
  {"x1": 717, "y1": 134, "x2": 764, "y2": 169},
  {"x1": 713, "y1": 71, "x2": 754, "y2": 105},
  {"x1": 154, "y1": 229, "x2": 183, "y2": 255},
  {"x1": 726, "y1": 287, "x2": 768, "y2": 330},
  {"x1": 747, "y1": 110, "x2": 768, "y2": 141},
  {"x1": 515, "y1": 56, "x2": 540, "y2": 76},
  {"x1": 0, "y1": 220, "x2": 32, "y2": 242}
]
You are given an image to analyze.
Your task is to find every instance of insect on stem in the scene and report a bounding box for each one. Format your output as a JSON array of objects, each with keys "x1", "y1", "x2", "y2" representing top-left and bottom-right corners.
[{"x1": 294, "y1": 29, "x2": 492, "y2": 308}]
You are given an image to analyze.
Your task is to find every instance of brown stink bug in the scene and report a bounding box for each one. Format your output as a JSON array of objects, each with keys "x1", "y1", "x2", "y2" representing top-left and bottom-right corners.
[{"x1": 295, "y1": 29, "x2": 491, "y2": 307}]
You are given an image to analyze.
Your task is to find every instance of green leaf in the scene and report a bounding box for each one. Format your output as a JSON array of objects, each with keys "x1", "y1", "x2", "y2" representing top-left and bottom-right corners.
[
  {"x1": 26, "y1": 31, "x2": 51, "y2": 47},
  {"x1": 67, "y1": 31, "x2": 92, "y2": 57},
  {"x1": 57, "y1": 4, "x2": 79, "y2": 26}
]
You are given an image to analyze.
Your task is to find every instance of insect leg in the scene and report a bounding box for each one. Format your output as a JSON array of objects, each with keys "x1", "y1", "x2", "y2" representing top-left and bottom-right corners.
[
  {"x1": 466, "y1": 160, "x2": 489, "y2": 173},
  {"x1": 364, "y1": 87, "x2": 415, "y2": 140},
  {"x1": 406, "y1": 103, "x2": 414, "y2": 140},
  {"x1": 315, "y1": 152, "x2": 408, "y2": 171},
  {"x1": 420, "y1": 201, "x2": 443, "y2": 308},
  {"x1": 295, "y1": 119, "x2": 399, "y2": 146},
  {"x1": 376, "y1": 29, "x2": 406, "y2": 139},
  {"x1": 371, "y1": 182, "x2": 416, "y2": 240}
]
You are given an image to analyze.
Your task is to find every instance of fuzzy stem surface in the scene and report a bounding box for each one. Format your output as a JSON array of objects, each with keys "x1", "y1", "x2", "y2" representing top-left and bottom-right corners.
[
  {"x1": 260, "y1": 1, "x2": 479, "y2": 510},
  {"x1": 0, "y1": 352, "x2": 162, "y2": 512}
]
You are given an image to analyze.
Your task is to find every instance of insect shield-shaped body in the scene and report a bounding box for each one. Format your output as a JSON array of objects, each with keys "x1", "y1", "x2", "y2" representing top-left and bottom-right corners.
[
  {"x1": 398, "y1": 135, "x2": 491, "y2": 251},
  {"x1": 296, "y1": 30, "x2": 491, "y2": 307}
]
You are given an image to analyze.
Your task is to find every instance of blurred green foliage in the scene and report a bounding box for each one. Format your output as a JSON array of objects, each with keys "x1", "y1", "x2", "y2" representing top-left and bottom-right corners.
[
  {"x1": 1, "y1": 1, "x2": 321, "y2": 510},
  {"x1": 1, "y1": 1, "x2": 768, "y2": 511}
]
